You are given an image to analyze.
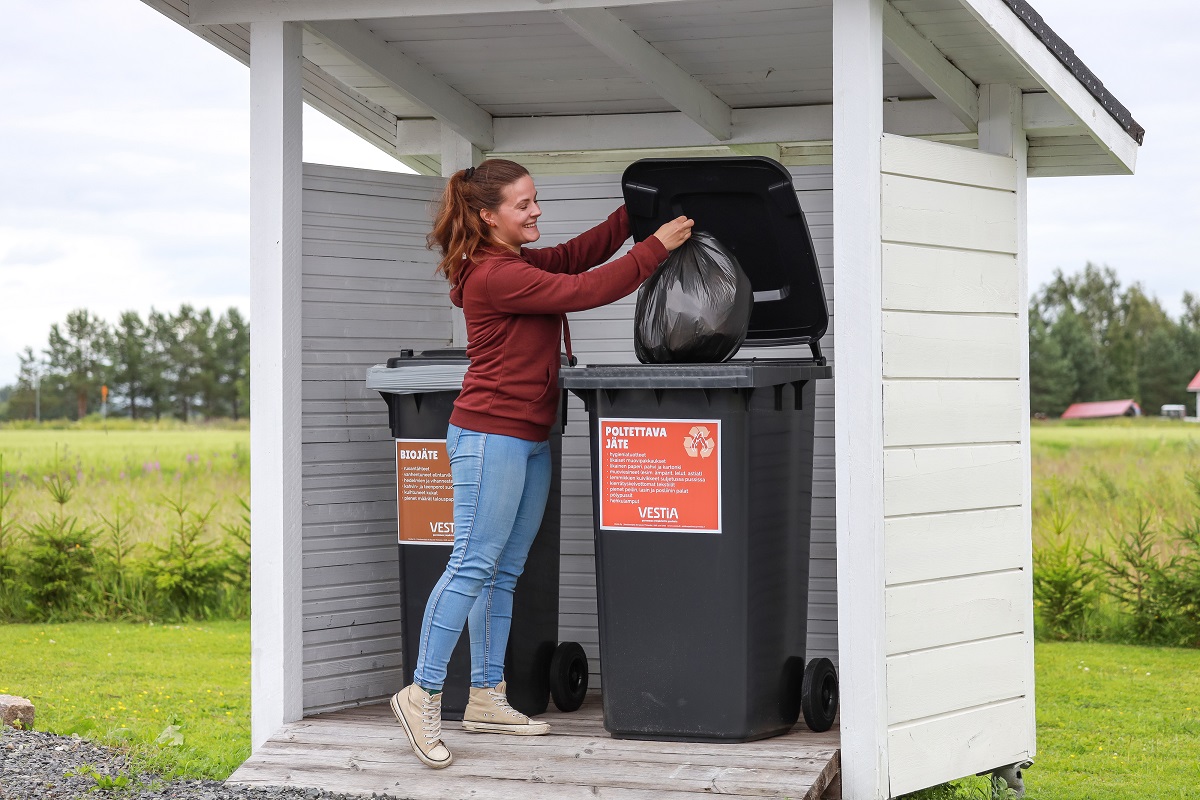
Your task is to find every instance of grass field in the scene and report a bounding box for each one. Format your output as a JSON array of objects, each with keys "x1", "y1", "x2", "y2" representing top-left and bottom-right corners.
[
  {"x1": 0, "y1": 425, "x2": 249, "y2": 547},
  {"x1": 0, "y1": 620, "x2": 250, "y2": 780},
  {"x1": 1030, "y1": 420, "x2": 1200, "y2": 551}
]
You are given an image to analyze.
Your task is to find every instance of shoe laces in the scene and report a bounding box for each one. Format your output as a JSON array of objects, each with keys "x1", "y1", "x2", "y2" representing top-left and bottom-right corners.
[
  {"x1": 487, "y1": 688, "x2": 524, "y2": 720},
  {"x1": 419, "y1": 692, "x2": 443, "y2": 743}
]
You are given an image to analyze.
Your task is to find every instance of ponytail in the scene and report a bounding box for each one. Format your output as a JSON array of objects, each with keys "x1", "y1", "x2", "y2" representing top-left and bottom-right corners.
[{"x1": 428, "y1": 158, "x2": 531, "y2": 287}]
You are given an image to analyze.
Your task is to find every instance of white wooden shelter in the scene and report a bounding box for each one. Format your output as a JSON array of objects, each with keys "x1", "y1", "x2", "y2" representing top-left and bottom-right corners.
[{"x1": 143, "y1": 1, "x2": 1142, "y2": 797}]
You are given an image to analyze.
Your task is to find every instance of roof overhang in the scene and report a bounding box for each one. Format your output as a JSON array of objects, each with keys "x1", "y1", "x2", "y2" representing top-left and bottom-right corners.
[{"x1": 145, "y1": 0, "x2": 1143, "y2": 177}]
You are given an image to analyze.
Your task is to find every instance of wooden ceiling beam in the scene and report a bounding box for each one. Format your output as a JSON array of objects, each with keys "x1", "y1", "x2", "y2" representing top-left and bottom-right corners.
[
  {"x1": 553, "y1": 8, "x2": 733, "y2": 141},
  {"x1": 305, "y1": 20, "x2": 494, "y2": 150},
  {"x1": 882, "y1": 1, "x2": 979, "y2": 130},
  {"x1": 392, "y1": 100, "x2": 972, "y2": 155},
  {"x1": 189, "y1": 0, "x2": 694, "y2": 25}
]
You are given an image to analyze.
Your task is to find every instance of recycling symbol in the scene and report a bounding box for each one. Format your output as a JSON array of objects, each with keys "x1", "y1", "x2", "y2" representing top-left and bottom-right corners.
[{"x1": 683, "y1": 425, "x2": 715, "y2": 458}]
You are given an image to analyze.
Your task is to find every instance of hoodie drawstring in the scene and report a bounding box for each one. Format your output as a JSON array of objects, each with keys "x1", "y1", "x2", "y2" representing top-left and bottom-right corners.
[{"x1": 560, "y1": 315, "x2": 577, "y2": 367}]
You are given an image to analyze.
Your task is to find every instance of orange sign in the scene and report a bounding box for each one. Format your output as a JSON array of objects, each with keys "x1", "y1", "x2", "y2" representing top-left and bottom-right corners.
[
  {"x1": 396, "y1": 438, "x2": 455, "y2": 545},
  {"x1": 598, "y1": 418, "x2": 721, "y2": 533}
]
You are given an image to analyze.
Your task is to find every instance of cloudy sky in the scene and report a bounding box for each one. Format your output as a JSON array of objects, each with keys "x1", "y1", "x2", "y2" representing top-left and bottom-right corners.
[{"x1": 1, "y1": 0, "x2": 1196, "y2": 385}]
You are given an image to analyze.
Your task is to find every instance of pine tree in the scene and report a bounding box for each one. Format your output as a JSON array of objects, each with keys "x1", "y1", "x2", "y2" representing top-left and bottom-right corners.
[{"x1": 45, "y1": 310, "x2": 110, "y2": 419}]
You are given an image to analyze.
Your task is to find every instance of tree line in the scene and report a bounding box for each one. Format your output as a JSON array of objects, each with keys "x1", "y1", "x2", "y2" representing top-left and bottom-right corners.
[
  {"x1": 2, "y1": 263, "x2": 1195, "y2": 422},
  {"x1": 1030, "y1": 264, "x2": 1200, "y2": 417},
  {"x1": 3, "y1": 306, "x2": 249, "y2": 422}
]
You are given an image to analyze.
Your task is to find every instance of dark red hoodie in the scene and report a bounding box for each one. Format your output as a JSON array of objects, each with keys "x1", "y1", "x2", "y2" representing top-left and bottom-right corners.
[{"x1": 448, "y1": 206, "x2": 668, "y2": 441}]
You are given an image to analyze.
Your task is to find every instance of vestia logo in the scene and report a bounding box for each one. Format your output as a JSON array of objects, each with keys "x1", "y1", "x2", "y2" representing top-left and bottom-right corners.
[
  {"x1": 429, "y1": 521, "x2": 455, "y2": 534},
  {"x1": 637, "y1": 507, "x2": 679, "y2": 520}
]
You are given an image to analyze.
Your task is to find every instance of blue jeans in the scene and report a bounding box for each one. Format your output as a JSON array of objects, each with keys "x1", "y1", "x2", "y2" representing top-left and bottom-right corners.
[{"x1": 412, "y1": 423, "x2": 552, "y2": 690}]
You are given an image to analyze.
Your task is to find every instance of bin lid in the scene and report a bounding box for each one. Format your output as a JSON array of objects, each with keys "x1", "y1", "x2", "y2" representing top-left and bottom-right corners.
[
  {"x1": 367, "y1": 348, "x2": 469, "y2": 394},
  {"x1": 559, "y1": 359, "x2": 832, "y2": 390},
  {"x1": 622, "y1": 157, "x2": 827, "y2": 348}
]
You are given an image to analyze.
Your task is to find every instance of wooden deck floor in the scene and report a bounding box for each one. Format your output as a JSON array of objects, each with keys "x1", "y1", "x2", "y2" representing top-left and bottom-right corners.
[{"x1": 229, "y1": 694, "x2": 841, "y2": 799}]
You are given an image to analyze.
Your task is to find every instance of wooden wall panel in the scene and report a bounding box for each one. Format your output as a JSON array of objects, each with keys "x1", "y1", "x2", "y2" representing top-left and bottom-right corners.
[
  {"x1": 881, "y1": 244, "x2": 1018, "y2": 314},
  {"x1": 880, "y1": 134, "x2": 1033, "y2": 792},
  {"x1": 881, "y1": 175, "x2": 1018, "y2": 253},
  {"x1": 883, "y1": 312, "x2": 1021, "y2": 379},
  {"x1": 883, "y1": 380, "x2": 1023, "y2": 447},
  {"x1": 888, "y1": 699, "x2": 1033, "y2": 796},
  {"x1": 886, "y1": 634, "x2": 1027, "y2": 724},
  {"x1": 885, "y1": 506, "x2": 1026, "y2": 586},
  {"x1": 300, "y1": 164, "x2": 449, "y2": 715},
  {"x1": 884, "y1": 444, "x2": 1023, "y2": 517},
  {"x1": 885, "y1": 570, "x2": 1026, "y2": 655}
]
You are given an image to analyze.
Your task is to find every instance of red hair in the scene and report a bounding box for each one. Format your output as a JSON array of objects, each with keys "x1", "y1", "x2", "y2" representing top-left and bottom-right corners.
[{"x1": 427, "y1": 158, "x2": 530, "y2": 287}]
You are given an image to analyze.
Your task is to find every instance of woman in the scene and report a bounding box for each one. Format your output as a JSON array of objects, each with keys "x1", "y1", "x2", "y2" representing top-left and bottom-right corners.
[{"x1": 390, "y1": 159, "x2": 693, "y2": 769}]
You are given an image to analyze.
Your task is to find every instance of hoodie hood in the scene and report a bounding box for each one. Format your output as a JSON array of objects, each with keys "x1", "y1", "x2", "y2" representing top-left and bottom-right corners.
[
  {"x1": 450, "y1": 246, "x2": 511, "y2": 308},
  {"x1": 448, "y1": 258, "x2": 480, "y2": 308}
]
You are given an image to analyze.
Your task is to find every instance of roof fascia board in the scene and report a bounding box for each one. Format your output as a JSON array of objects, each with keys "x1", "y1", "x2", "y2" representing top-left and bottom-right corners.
[
  {"x1": 882, "y1": 1, "x2": 978, "y2": 130},
  {"x1": 189, "y1": 0, "x2": 694, "y2": 25},
  {"x1": 305, "y1": 20, "x2": 494, "y2": 150},
  {"x1": 553, "y1": 8, "x2": 733, "y2": 141},
  {"x1": 393, "y1": 100, "x2": 969, "y2": 155},
  {"x1": 955, "y1": 0, "x2": 1136, "y2": 173}
]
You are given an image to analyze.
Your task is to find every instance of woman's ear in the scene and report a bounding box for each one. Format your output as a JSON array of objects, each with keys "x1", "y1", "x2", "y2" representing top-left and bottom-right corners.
[{"x1": 479, "y1": 208, "x2": 497, "y2": 228}]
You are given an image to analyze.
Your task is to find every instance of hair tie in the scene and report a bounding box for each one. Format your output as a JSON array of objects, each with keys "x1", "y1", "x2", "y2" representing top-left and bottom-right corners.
[{"x1": 463, "y1": 166, "x2": 476, "y2": 180}]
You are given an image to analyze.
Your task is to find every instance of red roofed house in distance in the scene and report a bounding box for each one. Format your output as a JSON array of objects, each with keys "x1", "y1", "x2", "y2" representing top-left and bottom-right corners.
[
  {"x1": 1190, "y1": 370, "x2": 1200, "y2": 418},
  {"x1": 1060, "y1": 399, "x2": 1143, "y2": 420}
]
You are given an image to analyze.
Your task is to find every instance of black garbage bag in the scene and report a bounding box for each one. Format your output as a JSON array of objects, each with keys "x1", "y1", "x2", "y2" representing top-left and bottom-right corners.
[{"x1": 633, "y1": 231, "x2": 753, "y2": 364}]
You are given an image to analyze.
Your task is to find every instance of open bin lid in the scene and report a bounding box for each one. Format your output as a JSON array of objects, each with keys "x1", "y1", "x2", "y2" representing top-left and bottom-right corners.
[{"x1": 622, "y1": 157, "x2": 828, "y2": 352}]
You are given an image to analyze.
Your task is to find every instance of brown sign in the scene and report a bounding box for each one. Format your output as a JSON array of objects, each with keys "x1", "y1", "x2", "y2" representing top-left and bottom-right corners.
[{"x1": 396, "y1": 438, "x2": 455, "y2": 545}]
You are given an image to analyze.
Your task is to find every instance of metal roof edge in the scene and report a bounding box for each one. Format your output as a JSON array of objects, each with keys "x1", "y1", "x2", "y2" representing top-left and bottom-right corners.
[{"x1": 1001, "y1": 0, "x2": 1144, "y2": 144}]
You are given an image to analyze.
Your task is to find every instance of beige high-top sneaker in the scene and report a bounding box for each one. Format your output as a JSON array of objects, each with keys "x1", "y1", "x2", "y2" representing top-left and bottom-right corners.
[
  {"x1": 390, "y1": 684, "x2": 454, "y2": 769},
  {"x1": 462, "y1": 681, "x2": 550, "y2": 735}
]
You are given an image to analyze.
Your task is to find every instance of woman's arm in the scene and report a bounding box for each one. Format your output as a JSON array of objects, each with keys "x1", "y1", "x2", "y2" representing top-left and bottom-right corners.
[
  {"x1": 522, "y1": 206, "x2": 632, "y2": 276},
  {"x1": 484, "y1": 236, "x2": 669, "y2": 315}
]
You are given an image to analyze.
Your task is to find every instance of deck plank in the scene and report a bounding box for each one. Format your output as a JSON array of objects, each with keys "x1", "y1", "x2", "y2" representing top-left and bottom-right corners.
[{"x1": 228, "y1": 693, "x2": 839, "y2": 799}]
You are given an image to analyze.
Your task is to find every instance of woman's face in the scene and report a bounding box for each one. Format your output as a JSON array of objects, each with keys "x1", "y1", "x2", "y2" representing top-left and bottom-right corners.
[{"x1": 482, "y1": 175, "x2": 541, "y2": 251}]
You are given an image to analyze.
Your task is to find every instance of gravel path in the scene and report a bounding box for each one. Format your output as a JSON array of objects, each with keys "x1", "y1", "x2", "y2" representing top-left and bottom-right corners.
[{"x1": 0, "y1": 728, "x2": 406, "y2": 800}]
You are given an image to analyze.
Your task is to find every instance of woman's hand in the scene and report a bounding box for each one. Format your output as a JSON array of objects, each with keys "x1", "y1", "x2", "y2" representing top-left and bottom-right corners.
[{"x1": 652, "y1": 216, "x2": 695, "y2": 252}]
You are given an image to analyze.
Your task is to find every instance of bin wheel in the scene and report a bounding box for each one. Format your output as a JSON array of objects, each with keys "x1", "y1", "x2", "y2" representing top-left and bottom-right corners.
[
  {"x1": 549, "y1": 641, "x2": 589, "y2": 712},
  {"x1": 801, "y1": 658, "x2": 839, "y2": 733}
]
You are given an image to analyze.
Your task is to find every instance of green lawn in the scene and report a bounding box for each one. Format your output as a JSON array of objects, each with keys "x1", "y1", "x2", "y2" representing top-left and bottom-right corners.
[
  {"x1": 0, "y1": 621, "x2": 250, "y2": 780},
  {"x1": 1027, "y1": 642, "x2": 1200, "y2": 800}
]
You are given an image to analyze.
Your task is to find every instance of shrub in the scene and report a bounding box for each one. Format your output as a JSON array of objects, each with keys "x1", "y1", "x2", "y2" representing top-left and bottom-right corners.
[
  {"x1": 93, "y1": 506, "x2": 153, "y2": 620},
  {"x1": 145, "y1": 489, "x2": 228, "y2": 619},
  {"x1": 1033, "y1": 511, "x2": 1098, "y2": 641},
  {"x1": 20, "y1": 454, "x2": 97, "y2": 614},
  {"x1": 219, "y1": 496, "x2": 250, "y2": 619}
]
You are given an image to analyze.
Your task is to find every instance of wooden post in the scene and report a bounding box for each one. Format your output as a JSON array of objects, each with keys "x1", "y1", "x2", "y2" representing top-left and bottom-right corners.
[
  {"x1": 249, "y1": 19, "x2": 304, "y2": 750},
  {"x1": 832, "y1": 0, "x2": 889, "y2": 797},
  {"x1": 978, "y1": 83, "x2": 1036, "y2": 758},
  {"x1": 440, "y1": 124, "x2": 481, "y2": 348}
]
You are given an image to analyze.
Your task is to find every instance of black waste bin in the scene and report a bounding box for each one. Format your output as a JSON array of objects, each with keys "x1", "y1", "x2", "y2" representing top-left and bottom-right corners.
[
  {"x1": 368, "y1": 348, "x2": 588, "y2": 719},
  {"x1": 559, "y1": 157, "x2": 836, "y2": 743}
]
